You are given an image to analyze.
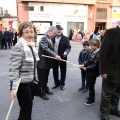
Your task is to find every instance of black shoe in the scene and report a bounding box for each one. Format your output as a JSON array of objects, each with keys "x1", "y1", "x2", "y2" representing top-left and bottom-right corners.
[
  {"x1": 45, "y1": 90, "x2": 53, "y2": 95},
  {"x1": 101, "y1": 118, "x2": 110, "y2": 120},
  {"x1": 40, "y1": 94, "x2": 49, "y2": 100},
  {"x1": 60, "y1": 85, "x2": 65, "y2": 91},
  {"x1": 84, "y1": 100, "x2": 95, "y2": 105},
  {"x1": 52, "y1": 84, "x2": 60, "y2": 89},
  {"x1": 110, "y1": 110, "x2": 120, "y2": 118},
  {"x1": 82, "y1": 88, "x2": 88, "y2": 93},
  {"x1": 78, "y1": 86, "x2": 84, "y2": 91},
  {"x1": 85, "y1": 97, "x2": 91, "y2": 101}
]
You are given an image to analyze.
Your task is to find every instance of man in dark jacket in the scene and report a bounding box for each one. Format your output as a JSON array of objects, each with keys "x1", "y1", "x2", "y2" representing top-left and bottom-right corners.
[
  {"x1": 0, "y1": 30, "x2": 2, "y2": 49},
  {"x1": 4, "y1": 28, "x2": 10, "y2": 49},
  {"x1": 37, "y1": 26, "x2": 61, "y2": 100},
  {"x1": 99, "y1": 23, "x2": 120, "y2": 120},
  {"x1": 52, "y1": 25, "x2": 71, "y2": 90}
]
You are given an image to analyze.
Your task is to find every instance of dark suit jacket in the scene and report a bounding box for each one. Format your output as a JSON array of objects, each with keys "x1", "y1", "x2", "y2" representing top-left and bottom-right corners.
[
  {"x1": 99, "y1": 26, "x2": 120, "y2": 83},
  {"x1": 37, "y1": 33, "x2": 57, "y2": 69},
  {"x1": 52, "y1": 34, "x2": 71, "y2": 60},
  {"x1": 4, "y1": 30, "x2": 10, "y2": 40}
]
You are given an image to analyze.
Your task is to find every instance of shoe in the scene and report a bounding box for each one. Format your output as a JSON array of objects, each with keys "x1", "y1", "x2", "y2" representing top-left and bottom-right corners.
[
  {"x1": 40, "y1": 94, "x2": 49, "y2": 100},
  {"x1": 85, "y1": 97, "x2": 91, "y2": 101},
  {"x1": 60, "y1": 85, "x2": 65, "y2": 90},
  {"x1": 110, "y1": 110, "x2": 120, "y2": 118},
  {"x1": 52, "y1": 84, "x2": 60, "y2": 89},
  {"x1": 82, "y1": 88, "x2": 88, "y2": 93},
  {"x1": 84, "y1": 100, "x2": 95, "y2": 105},
  {"x1": 45, "y1": 91, "x2": 53, "y2": 95},
  {"x1": 101, "y1": 118, "x2": 110, "y2": 120},
  {"x1": 78, "y1": 86, "x2": 84, "y2": 91}
]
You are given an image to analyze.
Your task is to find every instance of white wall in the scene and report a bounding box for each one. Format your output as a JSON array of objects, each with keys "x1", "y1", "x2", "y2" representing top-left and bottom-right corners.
[{"x1": 29, "y1": 2, "x2": 88, "y2": 36}]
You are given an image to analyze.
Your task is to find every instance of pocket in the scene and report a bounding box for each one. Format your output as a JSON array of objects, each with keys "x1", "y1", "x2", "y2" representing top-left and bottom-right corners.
[{"x1": 107, "y1": 64, "x2": 117, "y2": 79}]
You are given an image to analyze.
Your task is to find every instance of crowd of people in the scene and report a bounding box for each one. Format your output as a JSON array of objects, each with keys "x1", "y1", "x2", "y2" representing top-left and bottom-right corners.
[
  {"x1": 0, "y1": 28, "x2": 18, "y2": 49},
  {"x1": 8, "y1": 21, "x2": 120, "y2": 120}
]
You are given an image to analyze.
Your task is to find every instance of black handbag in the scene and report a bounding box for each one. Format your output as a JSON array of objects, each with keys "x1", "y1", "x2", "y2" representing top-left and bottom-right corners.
[{"x1": 29, "y1": 46, "x2": 41, "y2": 96}]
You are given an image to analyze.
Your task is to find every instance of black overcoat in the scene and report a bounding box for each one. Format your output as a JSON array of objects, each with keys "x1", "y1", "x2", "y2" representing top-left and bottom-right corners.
[{"x1": 99, "y1": 26, "x2": 120, "y2": 83}]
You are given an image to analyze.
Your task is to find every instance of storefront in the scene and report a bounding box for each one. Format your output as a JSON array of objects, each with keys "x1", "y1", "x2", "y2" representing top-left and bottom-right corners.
[
  {"x1": 111, "y1": 7, "x2": 120, "y2": 28},
  {"x1": 29, "y1": 3, "x2": 88, "y2": 38}
]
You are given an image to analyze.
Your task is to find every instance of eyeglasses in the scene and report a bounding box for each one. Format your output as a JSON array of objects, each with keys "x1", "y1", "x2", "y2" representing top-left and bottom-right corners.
[{"x1": 23, "y1": 31, "x2": 34, "y2": 35}]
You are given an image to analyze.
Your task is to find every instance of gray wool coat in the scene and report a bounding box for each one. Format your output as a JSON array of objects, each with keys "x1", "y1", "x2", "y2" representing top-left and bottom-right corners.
[{"x1": 9, "y1": 41, "x2": 38, "y2": 90}]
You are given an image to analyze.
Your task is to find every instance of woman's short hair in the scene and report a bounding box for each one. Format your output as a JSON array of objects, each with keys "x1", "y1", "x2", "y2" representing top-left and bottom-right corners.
[
  {"x1": 19, "y1": 22, "x2": 34, "y2": 37},
  {"x1": 90, "y1": 39, "x2": 101, "y2": 48}
]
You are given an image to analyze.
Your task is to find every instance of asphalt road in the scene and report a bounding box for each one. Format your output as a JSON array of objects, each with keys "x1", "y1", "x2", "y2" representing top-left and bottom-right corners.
[{"x1": 0, "y1": 41, "x2": 119, "y2": 120}]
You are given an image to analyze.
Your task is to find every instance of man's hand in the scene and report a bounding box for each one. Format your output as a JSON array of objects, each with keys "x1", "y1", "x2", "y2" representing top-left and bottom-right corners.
[
  {"x1": 10, "y1": 90, "x2": 17, "y2": 100},
  {"x1": 55, "y1": 55, "x2": 61, "y2": 60},
  {"x1": 79, "y1": 64, "x2": 84, "y2": 69},
  {"x1": 101, "y1": 74, "x2": 107, "y2": 80},
  {"x1": 63, "y1": 51, "x2": 67, "y2": 56}
]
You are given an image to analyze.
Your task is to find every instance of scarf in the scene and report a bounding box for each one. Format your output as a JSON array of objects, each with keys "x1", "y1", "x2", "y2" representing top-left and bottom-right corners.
[{"x1": 19, "y1": 37, "x2": 39, "y2": 62}]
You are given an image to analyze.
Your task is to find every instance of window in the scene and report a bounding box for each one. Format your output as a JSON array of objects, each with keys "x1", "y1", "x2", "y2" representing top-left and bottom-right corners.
[
  {"x1": 24, "y1": 6, "x2": 34, "y2": 11},
  {"x1": 96, "y1": 8, "x2": 107, "y2": 19},
  {"x1": 40, "y1": 6, "x2": 44, "y2": 11}
]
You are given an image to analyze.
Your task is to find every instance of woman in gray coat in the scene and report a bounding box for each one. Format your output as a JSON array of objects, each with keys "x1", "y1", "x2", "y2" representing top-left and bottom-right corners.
[{"x1": 9, "y1": 22, "x2": 39, "y2": 120}]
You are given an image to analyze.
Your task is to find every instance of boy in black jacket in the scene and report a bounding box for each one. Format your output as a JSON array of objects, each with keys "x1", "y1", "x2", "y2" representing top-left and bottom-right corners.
[
  {"x1": 78, "y1": 41, "x2": 92, "y2": 92},
  {"x1": 79, "y1": 39, "x2": 100, "y2": 105}
]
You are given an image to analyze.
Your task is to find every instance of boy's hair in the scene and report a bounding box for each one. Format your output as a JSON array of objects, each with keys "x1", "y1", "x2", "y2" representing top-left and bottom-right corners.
[
  {"x1": 90, "y1": 39, "x2": 101, "y2": 48},
  {"x1": 82, "y1": 40, "x2": 89, "y2": 46}
]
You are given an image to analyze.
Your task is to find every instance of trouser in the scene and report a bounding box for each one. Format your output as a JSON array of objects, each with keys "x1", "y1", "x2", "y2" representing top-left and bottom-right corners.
[
  {"x1": 100, "y1": 80, "x2": 120, "y2": 120},
  {"x1": 37, "y1": 68, "x2": 50, "y2": 94},
  {"x1": 5, "y1": 38, "x2": 11, "y2": 49},
  {"x1": 88, "y1": 76, "x2": 96, "y2": 102},
  {"x1": 17, "y1": 82, "x2": 34, "y2": 120},
  {"x1": 81, "y1": 70, "x2": 89, "y2": 89},
  {"x1": 53, "y1": 60, "x2": 66, "y2": 85}
]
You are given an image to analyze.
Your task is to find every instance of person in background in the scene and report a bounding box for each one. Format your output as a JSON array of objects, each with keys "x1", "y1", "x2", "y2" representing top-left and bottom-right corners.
[
  {"x1": 78, "y1": 40, "x2": 92, "y2": 93},
  {"x1": 100, "y1": 28, "x2": 107, "y2": 43},
  {"x1": 79, "y1": 39, "x2": 100, "y2": 105},
  {"x1": 33, "y1": 25, "x2": 37, "y2": 46},
  {"x1": 13, "y1": 30, "x2": 18, "y2": 46},
  {"x1": 37, "y1": 26, "x2": 61, "y2": 100},
  {"x1": 4, "y1": 28, "x2": 10, "y2": 49},
  {"x1": 0, "y1": 30, "x2": 2, "y2": 49},
  {"x1": 99, "y1": 22, "x2": 120, "y2": 120},
  {"x1": 52, "y1": 25, "x2": 71, "y2": 90},
  {"x1": 9, "y1": 22, "x2": 39, "y2": 120}
]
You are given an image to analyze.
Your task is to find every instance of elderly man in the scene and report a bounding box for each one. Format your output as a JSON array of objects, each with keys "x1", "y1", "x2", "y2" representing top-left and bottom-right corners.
[
  {"x1": 37, "y1": 26, "x2": 61, "y2": 100},
  {"x1": 99, "y1": 21, "x2": 120, "y2": 120},
  {"x1": 52, "y1": 25, "x2": 71, "y2": 90}
]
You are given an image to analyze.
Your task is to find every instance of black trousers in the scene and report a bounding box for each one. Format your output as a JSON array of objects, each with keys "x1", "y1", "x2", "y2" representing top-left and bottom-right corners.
[
  {"x1": 17, "y1": 82, "x2": 34, "y2": 120},
  {"x1": 37, "y1": 68, "x2": 50, "y2": 94},
  {"x1": 100, "y1": 80, "x2": 120, "y2": 120},
  {"x1": 88, "y1": 76, "x2": 96, "y2": 102},
  {"x1": 53, "y1": 60, "x2": 66, "y2": 85}
]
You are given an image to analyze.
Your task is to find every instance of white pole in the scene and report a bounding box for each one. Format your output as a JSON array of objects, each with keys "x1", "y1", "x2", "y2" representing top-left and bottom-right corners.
[
  {"x1": 5, "y1": 78, "x2": 21, "y2": 120},
  {"x1": 42, "y1": 55, "x2": 79, "y2": 67}
]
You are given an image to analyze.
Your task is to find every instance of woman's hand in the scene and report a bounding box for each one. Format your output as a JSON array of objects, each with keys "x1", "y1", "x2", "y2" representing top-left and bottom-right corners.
[{"x1": 10, "y1": 90, "x2": 17, "y2": 100}]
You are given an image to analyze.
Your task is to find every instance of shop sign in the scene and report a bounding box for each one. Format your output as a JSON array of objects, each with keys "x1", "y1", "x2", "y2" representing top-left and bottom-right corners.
[
  {"x1": 112, "y1": 13, "x2": 120, "y2": 19},
  {"x1": 30, "y1": 13, "x2": 53, "y2": 19},
  {"x1": 64, "y1": 14, "x2": 87, "y2": 19}
]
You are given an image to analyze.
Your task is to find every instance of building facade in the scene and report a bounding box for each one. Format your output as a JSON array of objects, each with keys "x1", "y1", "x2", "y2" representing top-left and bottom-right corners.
[
  {"x1": 0, "y1": 0, "x2": 18, "y2": 30},
  {"x1": 17, "y1": 0, "x2": 120, "y2": 37}
]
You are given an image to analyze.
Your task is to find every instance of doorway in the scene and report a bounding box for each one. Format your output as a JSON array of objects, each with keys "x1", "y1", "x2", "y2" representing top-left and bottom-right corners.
[{"x1": 95, "y1": 22, "x2": 106, "y2": 31}]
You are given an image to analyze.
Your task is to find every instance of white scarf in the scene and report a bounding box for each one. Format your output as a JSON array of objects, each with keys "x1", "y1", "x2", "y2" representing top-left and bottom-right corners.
[{"x1": 19, "y1": 37, "x2": 39, "y2": 62}]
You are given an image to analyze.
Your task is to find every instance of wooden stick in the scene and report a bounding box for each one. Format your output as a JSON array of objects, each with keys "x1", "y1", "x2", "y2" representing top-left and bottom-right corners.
[
  {"x1": 42, "y1": 55, "x2": 79, "y2": 67},
  {"x1": 5, "y1": 78, "x2": 21, "y2": 120}
]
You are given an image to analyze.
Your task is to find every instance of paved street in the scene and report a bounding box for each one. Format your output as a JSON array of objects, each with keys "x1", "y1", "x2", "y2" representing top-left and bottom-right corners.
[{"x1": 0, "y1": 41, "x2": 119, "y2": 120}]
